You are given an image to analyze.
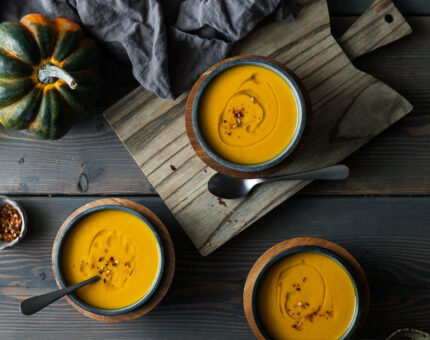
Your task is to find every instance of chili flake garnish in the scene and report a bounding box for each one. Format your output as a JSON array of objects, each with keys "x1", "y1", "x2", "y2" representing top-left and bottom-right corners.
[
  {"x1": 217, "y1": 197, "x2": 227, "y2": 207},
  {"x1": 0, "y1": 204, "x2": 22, "y2": 242},
  {"x1": 292, "y1": 321, "x2": 303, "y2": 331}
]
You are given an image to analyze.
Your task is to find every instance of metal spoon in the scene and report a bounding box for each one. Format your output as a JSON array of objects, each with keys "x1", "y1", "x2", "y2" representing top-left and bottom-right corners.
[
  {"x1": 20, "y1": 275, "x2": 100, "y2": 315},
  {"x1": 208, "y1": 164, "x2": 349, "y2": 199}
]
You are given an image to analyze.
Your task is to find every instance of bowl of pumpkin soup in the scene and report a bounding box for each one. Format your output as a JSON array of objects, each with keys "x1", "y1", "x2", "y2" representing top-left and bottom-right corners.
[
  {"x1": 53, "y1": 205, "x2": 164, "y2": 316},
  {"x1": 244, "y1": 238, "x2": 369, "y2": 340},
  {"x1": 187, "y1": 55, "x2": 308, "y2": 174}
]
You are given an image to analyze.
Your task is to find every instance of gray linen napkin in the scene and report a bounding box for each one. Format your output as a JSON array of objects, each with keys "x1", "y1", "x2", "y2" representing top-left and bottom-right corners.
[{"x1": 0, "y1": 0, "x2": 298, "y2": 99}]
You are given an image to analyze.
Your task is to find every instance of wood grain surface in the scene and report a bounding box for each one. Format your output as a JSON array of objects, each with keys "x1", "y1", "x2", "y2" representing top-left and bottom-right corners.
[
  {"x1": 104, "y1": 0, "x2": 413, "y2": 256},
  {"x1": 337, "y1": 0, "x2": 412, "y2": 60},
  {"x1": 51, "y1": 198, "x2": 175, "y2": 322},
  {"x1": 0, "y1": 16, "x2": 428, "y2": 196},
  {"x1": 328, "y1": 0, "x2": 430, "y2": 15},
  {"x1": 1, "y1": 196, "x2": 430, "y2": 339}
]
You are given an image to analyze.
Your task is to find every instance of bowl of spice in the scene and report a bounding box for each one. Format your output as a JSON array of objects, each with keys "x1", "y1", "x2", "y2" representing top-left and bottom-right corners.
[{"x1": 0, "y1": 196, "x2": 26, "y2": 250}]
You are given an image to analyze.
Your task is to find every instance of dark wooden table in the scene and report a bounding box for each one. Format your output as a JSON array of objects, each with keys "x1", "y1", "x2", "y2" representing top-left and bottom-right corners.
[{"x1": 0, "y1": 2, "x2": 429, "y2": 339}]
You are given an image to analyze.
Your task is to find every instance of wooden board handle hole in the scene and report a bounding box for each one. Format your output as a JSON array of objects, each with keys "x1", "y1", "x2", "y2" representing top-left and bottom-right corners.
[{"x1": 385, "y1": 14, "x2": 394, "y2": 23}]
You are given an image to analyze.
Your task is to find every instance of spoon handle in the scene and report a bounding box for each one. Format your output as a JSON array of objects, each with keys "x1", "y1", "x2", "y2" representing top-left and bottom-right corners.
[
  {"x1": 20, "y1": 276, "x2": 100, "y2": 315},
  {"x1": 261, "y1": 165, "x2": 350, "y2": 183}
]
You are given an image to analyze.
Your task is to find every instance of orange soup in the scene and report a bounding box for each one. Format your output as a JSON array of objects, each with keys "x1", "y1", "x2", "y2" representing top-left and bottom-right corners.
[
  {"x1": 61, "y1": 209, "x2": 162, "y2": 310},
  {"x1": 199, "y1": 64, "x2": 298, "y2": 165},
  {"x1": 257, "y1": 252, "x2": 357, "y2": 340}
]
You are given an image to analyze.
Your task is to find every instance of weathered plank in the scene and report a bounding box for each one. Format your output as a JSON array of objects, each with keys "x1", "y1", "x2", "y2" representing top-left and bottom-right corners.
[
  {"x1": 304, "y1": 16, "x2": 430, "y2": 194},
  {"x1": 328, "y1": 0, "x2": 430, "y2": 15},
  {"x1": 0, "y1": 115, "x2": 153, "y2": 195},
  {"x1": 0, "y1": 16, "x2": 429, "y2": 196},
  {"x1": 104, "y1": 0, "x2": 413, "y2": 255},
  {"x1": 1, "y1": 196, "x2": 430, "y2": 338}
]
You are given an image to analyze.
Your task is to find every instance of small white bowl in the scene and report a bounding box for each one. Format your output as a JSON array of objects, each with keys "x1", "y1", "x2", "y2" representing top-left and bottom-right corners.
[{"x1": 0, "y1": 196, "x2": 27, "y2": 250}]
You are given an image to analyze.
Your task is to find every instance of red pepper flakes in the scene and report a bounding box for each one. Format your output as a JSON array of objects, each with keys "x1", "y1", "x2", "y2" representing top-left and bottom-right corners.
[
  {"x1": 0, "y1": 205, "x2": 22, "y2": 242},
  {"x1": 292, "y1": 321, "x2": 303, "y2": 331},
  {"x1": 305, "y1": 310, "x2": 318, "y2": 322},
  {"x1": 217, "y1": 197, "x2": 227, "y2": 207}
]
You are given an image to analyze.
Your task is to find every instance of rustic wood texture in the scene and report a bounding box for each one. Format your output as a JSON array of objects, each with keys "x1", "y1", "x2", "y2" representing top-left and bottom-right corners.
[
  {"x1": 185, "y1": 55, "x2": 312, "y2": 178},
  {"x1": 337, "y1": 0, "x2": 412, "y2": 60},
  {"x1": 243, "y1": 237, "x2": 370, "y2": 339},
  {"x1": 104, "y1": 0, "x2": 413, "y2": 256},
  {"x1": 328, "y1": 0, "x2": 430, "y2": 15},
  {"x1": 0, "y1": 16, "x2": 428, "y2": 196},
  {"x1": 1, "y1": 196, "x2": 430, "y2": 338},
  {"x1": 52, "y1": 198, "x2": 175, "y2": 322}
]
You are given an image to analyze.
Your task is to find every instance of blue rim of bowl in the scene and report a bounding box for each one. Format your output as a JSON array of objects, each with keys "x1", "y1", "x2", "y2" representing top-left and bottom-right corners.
[
  {"x1": 192, "y1": 57, "x2": 307, "y2": 172},
  {"x1": 54, "y1": 205, "x2": 165, "y2": 316},
  {"x1": 251, "y1": 246, "x2": 362, "y2": 340}
]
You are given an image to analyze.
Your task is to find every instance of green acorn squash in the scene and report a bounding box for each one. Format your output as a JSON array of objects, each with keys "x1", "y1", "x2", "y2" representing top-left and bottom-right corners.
[{"x1": 0, "y1": 14, "x2": 103, "y2": 139}]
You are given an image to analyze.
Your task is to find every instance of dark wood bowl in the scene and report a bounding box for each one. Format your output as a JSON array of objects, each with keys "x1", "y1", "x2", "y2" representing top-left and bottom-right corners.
[
  {"x1": 51, "y1": 198, "x2": 175, "y2": 322},
  {"x1": 185, "y1": 55, "x2": 312, "y2": 178},
  {"x1": 243, "y1": 237, "x2": 370, "y2": 339}
]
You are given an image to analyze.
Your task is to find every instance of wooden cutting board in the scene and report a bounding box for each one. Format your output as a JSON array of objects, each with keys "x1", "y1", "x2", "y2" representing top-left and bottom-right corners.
[{"x1": 104, "y1": 0, "x2": 413, "y2": 256}]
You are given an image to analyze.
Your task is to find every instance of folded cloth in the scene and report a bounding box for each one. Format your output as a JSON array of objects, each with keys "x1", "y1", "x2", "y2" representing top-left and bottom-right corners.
[{"x1": 0, "y1": 0, "x2": 299, "y2": 99}]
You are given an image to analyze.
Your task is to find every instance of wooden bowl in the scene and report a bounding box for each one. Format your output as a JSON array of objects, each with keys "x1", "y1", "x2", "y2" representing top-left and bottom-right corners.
[
  {"x1": 243, "y1": 237, "x2": 370, "y2": 339},
  {"x1": 52, "y1": 198, "x2": 175, "y2": 322},
  {"x1": 185, "y1": 55, "x2": 312, "y2": 178}
]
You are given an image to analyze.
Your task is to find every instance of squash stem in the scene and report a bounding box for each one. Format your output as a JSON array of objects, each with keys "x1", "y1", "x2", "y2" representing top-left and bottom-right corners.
[{"x1": 38, "y1": 63, "x2": 77, "y2": 89}]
